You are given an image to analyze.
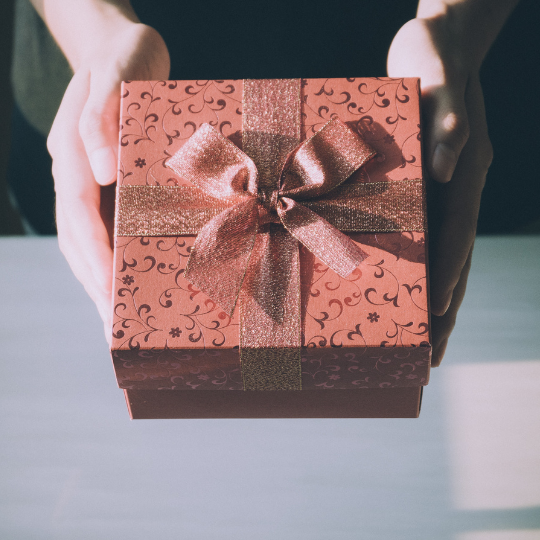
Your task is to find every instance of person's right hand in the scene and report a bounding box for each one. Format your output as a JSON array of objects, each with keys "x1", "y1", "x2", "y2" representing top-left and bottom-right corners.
[{"x1": 47, "y1": 22, "x2": 170, "y2": 343}]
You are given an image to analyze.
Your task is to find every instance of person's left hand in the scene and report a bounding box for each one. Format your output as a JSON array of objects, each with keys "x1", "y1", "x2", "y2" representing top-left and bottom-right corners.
[{"x1": 387, "y1": 17, "x2": 493, "y2": 366}]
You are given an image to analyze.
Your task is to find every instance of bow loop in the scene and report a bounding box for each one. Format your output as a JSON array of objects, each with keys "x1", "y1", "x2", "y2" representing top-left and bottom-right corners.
[
  {"x1": 279, "y1": 119, "x2": 376, "y2": 199},
  {"x1": 167, "y1": 123, "x2": 258, "y2": 200}
]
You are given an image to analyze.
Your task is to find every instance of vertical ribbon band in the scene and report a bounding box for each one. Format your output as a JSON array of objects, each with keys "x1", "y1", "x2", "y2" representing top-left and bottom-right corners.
[{"x1": 240, "y1": 79, "x2": 303, "y2": 390}]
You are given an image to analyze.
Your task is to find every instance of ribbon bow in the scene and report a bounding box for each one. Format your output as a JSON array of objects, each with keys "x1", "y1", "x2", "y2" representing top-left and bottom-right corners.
[{"x1": 166, "y1": 118, "x2": 376, "y2": 317}]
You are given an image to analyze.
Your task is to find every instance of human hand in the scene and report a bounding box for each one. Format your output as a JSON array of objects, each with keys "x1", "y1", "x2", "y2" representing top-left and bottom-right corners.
[
  {"x1": 47, "y1": 21, "x2": 170, "y2": 343},
  {"x1": 387, "y1": 17, "x2": 493, "y2": 366}
]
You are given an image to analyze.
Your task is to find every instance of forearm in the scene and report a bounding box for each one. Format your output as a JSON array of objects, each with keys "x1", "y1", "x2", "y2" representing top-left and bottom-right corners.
[
  {"x1": 417, "y1": 0, "x2": 520, "y2": 69},
  {"x1": 29, "y1": 0, "x2": 140, "y2": 70}
]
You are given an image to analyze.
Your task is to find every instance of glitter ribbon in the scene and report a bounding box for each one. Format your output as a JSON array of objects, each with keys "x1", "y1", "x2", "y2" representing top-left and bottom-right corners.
[
  {"x1": 163, "y1": 117, "x2": 376, "y2": 315},
  {"x1": 116, "y1": 79, "x2": 426, "y2": 390}
]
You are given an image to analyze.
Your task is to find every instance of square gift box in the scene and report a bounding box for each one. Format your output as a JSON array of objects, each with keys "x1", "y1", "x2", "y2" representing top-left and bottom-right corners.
[{"x1": 111, "y1": 78, "x2": 431, "y2": 419}]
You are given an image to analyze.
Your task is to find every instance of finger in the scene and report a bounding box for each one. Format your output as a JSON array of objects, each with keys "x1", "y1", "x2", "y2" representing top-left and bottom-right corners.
[
  {"x1": 48, "y1": 70, "x2": 114, "y2": 330},
  {"x1": 79, "y1": 68, "x2": 122, "y2": 186},
  {"x1": 104, "y1": 319, "x2": 112, "y2": 348},
  {"x1": 429, "y1": 76, "x2": 492, "y2": 315},
  {"x1": 428, "y1": 175, "x2": 478, "y2": 315},
  {"x1": 54, "y1": 169, "x2": 113, "y2": 331},
  {"x1": 431, "y1": 245, "x2": 473, "y2": 367},
  {"x1": 422, "y1": 81, "x2": 470, "y2": 184},
  {"x1": 56, "y1": 202, "x2": 112, "y2": 328}
]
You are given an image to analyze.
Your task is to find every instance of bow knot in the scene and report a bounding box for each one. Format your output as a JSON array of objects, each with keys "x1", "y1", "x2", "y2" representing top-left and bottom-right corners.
[
  {"x1": 258, "y1": 188, "x2": 280, "y2": 212},
  {"x1": 256, "y1": 189, "x2": 284, "y2": 226},
  {"x1": 166, "y1": 118, "x2": 376, "y2": 316}
]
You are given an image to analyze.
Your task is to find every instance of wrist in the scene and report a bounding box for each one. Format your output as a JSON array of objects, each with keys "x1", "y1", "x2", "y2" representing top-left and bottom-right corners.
[
  {"x1": 387, "y1": 17, "x2": 472, "y2": 87},
  {"x1": 36, "y1": 0, "x2": 140, "y2": 71},
  {"x1": 74, "y1": 19, "x2": 142, "y2": 71},
  {"x1": 416, "y1": 14, "x2": 483, "y2": 74},
  {"x1": 416, "y1": 0, "x2": 520, "y2": 72}
]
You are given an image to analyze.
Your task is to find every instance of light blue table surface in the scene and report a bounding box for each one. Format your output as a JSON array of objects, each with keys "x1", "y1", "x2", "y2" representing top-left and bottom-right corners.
[{"x1": 1, "y1": 236, "x2": 539, "y2": 540}]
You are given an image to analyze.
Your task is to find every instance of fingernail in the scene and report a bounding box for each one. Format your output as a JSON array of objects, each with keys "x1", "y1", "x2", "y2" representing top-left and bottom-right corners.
[
  {"x1": 432, "y1": 290, "x2": 453, "y2": 317},
  {"x1": 432, "y1": 144, "x2": 457, "y2": 183},
  {"x1": 441, "y1": 290, "x2": 453, "y2": 315},
  {"x1": 104, "y1": 321, "x2": 112, "y2": 348},
  {"x1": 89, "y1": 147, "x2": 118, "y2": 185},
  {"x1": 432, "y1": 338, "x2": 448, "y2": 367}
]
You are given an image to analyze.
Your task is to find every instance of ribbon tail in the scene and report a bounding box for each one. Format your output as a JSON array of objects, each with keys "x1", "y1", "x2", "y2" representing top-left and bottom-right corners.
[
  {"x1": 278, "y1": 197, "x2": 368, "y2": 277},
  {"x1": 184, "y1": 198, "x2": 258, "y2": 316}
]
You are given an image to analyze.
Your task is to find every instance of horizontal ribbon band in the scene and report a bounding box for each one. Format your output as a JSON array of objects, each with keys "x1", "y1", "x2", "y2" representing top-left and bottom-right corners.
[
  {"x1": 116, "y1": 185, "x2": 236, "y2": 236},
  {"x1": 116, "y1": 179, "x2": 425, "y2": 236}
]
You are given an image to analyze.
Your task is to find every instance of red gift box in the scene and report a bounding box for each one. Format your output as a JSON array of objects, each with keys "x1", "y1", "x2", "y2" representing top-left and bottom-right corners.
[{"x1": 111, "y1": 78, "x2": 431, "y2": 418}]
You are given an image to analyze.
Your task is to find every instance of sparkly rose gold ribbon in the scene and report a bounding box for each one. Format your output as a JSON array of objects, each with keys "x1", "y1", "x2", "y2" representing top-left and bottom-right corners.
[
  {"x1": 117, "y1": 179, "x2": 425, "y2": 235},
  {"x1": 116, "y1": 79, "x2": 426, "y2": 390},
  {"x1": 163, "y1": 117, "x2": 376, "y2": 317}
]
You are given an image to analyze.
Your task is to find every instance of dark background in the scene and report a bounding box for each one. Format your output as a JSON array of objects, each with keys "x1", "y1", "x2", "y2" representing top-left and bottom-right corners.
[{"x1": 1, "y1": 0, "x2": 539, "y2": 234}]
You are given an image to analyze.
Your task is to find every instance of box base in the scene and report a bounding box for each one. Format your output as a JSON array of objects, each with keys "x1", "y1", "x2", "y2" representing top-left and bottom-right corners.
[{"x1": 124, "y1": 387, "x2": 423, "y2": 419}]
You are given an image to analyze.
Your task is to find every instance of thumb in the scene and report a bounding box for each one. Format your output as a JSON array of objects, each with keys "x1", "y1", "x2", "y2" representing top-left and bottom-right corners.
[
  {"x1": 78, "y1": 69, "x2": 121, "y2": 186},
  {"x1": 422, "y1": 81, "x2": 470, "y2": 184}
]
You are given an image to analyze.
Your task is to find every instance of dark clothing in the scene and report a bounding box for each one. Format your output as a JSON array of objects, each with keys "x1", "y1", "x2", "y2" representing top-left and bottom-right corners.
[
  {"x1": 8, "y1": 0, "x2": 540, "y2": 235},
  {"x1": 131, "y1": 0, "x2": 416, "y2": 81},
  {"x1": 8, "y1": 104, "x2": 56, "y2": 235}
]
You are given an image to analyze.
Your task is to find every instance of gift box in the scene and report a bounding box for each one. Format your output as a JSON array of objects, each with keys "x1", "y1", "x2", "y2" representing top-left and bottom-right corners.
[{"x1": 111, "y1": 78, "x2": 431, "y2": 419}]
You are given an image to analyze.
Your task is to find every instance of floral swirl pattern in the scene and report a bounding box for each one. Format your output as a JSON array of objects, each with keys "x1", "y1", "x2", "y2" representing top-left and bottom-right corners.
[
  {"x1": 119, "y1": 80, "x2": 242, "y2": 186},
  {"x1": 112, "y1": 78, "x2": 430, "y2": 391}
]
